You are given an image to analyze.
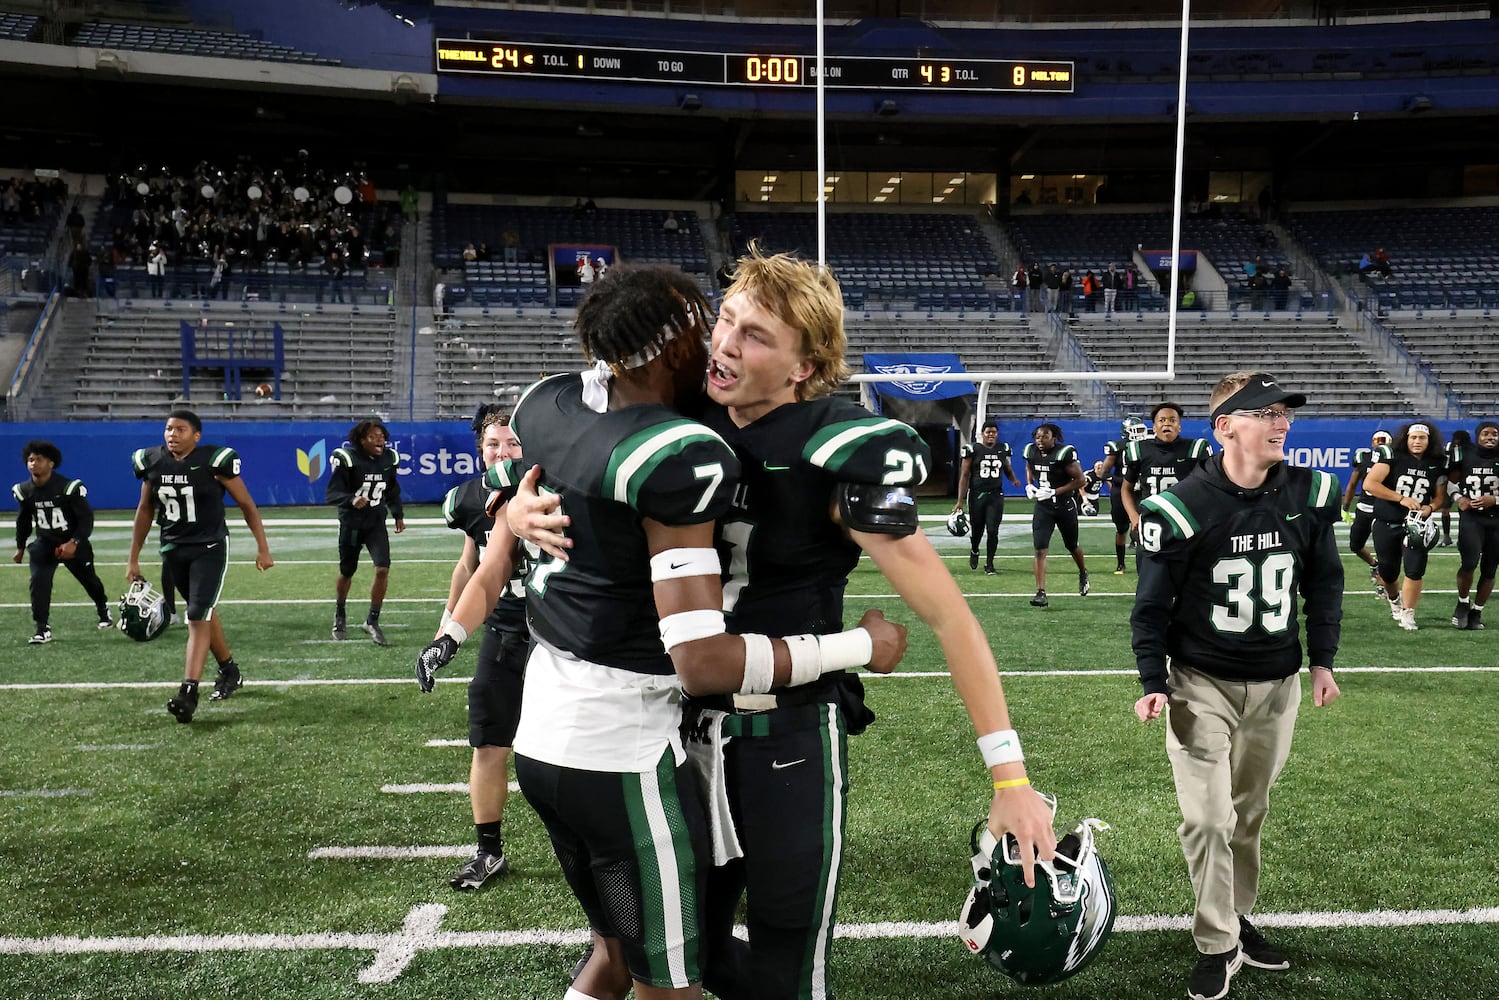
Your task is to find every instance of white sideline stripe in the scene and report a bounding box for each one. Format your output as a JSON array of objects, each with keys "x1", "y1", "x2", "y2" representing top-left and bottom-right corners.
[
  {"x1": 424, "y1": 739, "x2": 468, "y2": 747},
  {"x1": 308, "y1": 845, "x2": 475, "y2": 859},
  {"x1": 0, "y1": 788, "x2": 92, "y2": 798},
  {"x1": 1, "y1": 905, "x2": 1494, "y2": 966},
  {"x1": 74, "y1": 744, "x2": 160, "y2": 752},
  {"x1": 4, "y1": 664, "x2": 1498, "y2": 694},
  {"x1": 378, "y1": 781, "x2": 520, "y2": 794}
]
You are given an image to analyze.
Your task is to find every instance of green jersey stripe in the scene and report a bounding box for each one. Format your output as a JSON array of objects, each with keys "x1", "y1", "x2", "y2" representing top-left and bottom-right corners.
[
  {"x1": 1309, "y1": 469, "x2": 1338, "y2": 508},
  {"x1": 131, "y1": 448, "x2": 149, "y2": 473},
  {"x1": 1143, "y1": 491, "x2": 1198, "y2": 538},
  {"x1": 606, "y1": 422, "x2": 728, "y2": 507},
  {"x1": 805, "y1": 419, "x2": 910, "y2": 471}
]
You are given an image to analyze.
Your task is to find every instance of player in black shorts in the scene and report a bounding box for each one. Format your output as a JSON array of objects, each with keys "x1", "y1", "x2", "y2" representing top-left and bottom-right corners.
[
  {"x1": 437, "y1": 404, "x2": 529, "y2": 890},
  {"x1": 12, "y1": 440, "x2": 112, "y2": 644},
  {"x1": 1362, "y1": 420, "x2": 1447, "y2": 631},
  {"x1": 1102, "y1": 416, "x2": 1149, "y2": 573},
  {"x1": 953, "y1": 420, "x2": 1021, "y2": 574},
  {"x1": 1449, "y1": 420, "x2": 1499, "y2": 630},
  {"x1": 127, "y1": 409, "x2": 274, "y2": 723},
  {"x1": 1342, "y1": 429, "x2": 1393, "y2": 596},
  {"x1": 1022, "y1": 423, "x2": 1090, "y2": 608},
  {"x1": 326, "y1": 419, "x2": 404, "y2": 645}
]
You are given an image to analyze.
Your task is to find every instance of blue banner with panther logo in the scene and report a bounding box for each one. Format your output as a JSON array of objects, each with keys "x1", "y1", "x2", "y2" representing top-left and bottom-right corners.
[{"x1": 862, "y1": 354, "x2": 976, "y2": 401}]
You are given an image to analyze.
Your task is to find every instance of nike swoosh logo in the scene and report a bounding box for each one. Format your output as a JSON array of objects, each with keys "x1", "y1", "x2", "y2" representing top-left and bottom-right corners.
[
  {"x1": 1285, "y1": 512, "x2": 1303, "y2": 521},
  {"x1": 669, "y1": 561, "x2": 690, "y2": 571},
  {"x1": 206, "y1": 542, "x2": 219, "y2": 548},
  {"x1": 771, "y1": 758, "x2": 806, "y2": 770},
  {"x1": 763, "y1": 463, "x2": 791, "y2": 472},
  {"x1": 1260, "y1": 380, "x2": 1275, "y2": 388},
  {"x1": 190, "y1": 466, "x2": 202, "y2": 470}
]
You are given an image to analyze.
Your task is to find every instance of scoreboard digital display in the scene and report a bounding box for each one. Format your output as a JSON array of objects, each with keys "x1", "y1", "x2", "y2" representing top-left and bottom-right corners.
[{"x1": 435, "y1": 39, "x2": 1075, "y2": 93}]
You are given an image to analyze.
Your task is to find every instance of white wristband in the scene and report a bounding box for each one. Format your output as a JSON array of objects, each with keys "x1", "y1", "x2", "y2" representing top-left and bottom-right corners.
[
  {"x1": 786, "y1": 628, "x2": 874, "y2": 687},
  {"x1": 739, "y1": 633, "x2": 774, "y2": 695},
  {"x1": 441, "y1": 619, "x2": 469, "y2": 645},
  {"x1": 977, "y1": 729, "x2": 1024, "y2": 768},
  {"x1": 786, "y1": 634, "x2": 821, "y2": 687},
  {"x1": 659, "y1": 608, "x2": 726, "y2": 650},
  {"x1": 650, "y1": 547, "x2": 721, "y2": 582}
]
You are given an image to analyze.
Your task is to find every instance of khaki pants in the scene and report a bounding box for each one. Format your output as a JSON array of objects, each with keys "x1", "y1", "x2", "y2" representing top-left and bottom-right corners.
[{"x1": 1166, "y1": 664, "x2": 1301, "y2": 953}]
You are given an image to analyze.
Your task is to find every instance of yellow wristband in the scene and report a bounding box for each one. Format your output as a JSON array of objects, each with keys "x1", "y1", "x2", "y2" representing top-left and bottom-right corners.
[{"x1": 992, "y1": 777, "x2": 1031, "y2": 791}]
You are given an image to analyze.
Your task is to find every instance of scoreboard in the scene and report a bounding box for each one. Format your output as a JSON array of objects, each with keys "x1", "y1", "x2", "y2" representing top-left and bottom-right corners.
[{"x1": 435, "y1": 39, "x2": 1075, "y2": 94}]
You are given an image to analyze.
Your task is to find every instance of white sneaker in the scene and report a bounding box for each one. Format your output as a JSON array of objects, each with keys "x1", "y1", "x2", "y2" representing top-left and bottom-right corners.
[
  {"x1": 1388, "y1": 597, "x2": 1404, "y2": 621},
  {"x1": 1397, "y1": 608, "x2": 1418, "y2": 631}
]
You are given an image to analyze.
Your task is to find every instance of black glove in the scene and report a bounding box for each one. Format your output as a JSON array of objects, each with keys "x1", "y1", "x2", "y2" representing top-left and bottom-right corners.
[{"x1": 415, "y1": 635, "x2": 460, "y2": 693}]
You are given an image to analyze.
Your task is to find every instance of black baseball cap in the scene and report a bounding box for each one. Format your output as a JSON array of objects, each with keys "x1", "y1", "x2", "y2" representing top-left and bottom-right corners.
[{"x1": 1210, "y1": 374, "x2": 1307, "y2": 423}]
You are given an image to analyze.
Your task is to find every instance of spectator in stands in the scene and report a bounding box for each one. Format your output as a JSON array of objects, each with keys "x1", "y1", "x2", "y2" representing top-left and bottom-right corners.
[
  {"x1": 1059, "y1": 266, "x2": 1075, "y2": 317},
  {"x1": 594, "y1": 256, "x2": 609, "y2": 279},
  {"x1": 461, "y1": 242, "x2": 478, "y2": 263},
  {"x1": 577, "y1": 255, "x2": 596, "y2": 286},
  {"x1": 1245, "y1": 255, "x2": 1263, "y2": 280},
  {"x1": 209, "y1": 249, "x2": 230, "y2": 300},
  {"x1": 400, "y1": 184, "x2": 418, "y2": 222},
  {"x1": 147, "y1": 243, "x2": 166, "y2": 297},
  {"x1": 1102, "y1": 263, "x2": 1123, "y2": 316},
  {"x1": 1372, "y1": 248, "x2": 1393, "y2": 277},
  {"x1": 96, "y1": 248, "x2": 116, "y2": 299},
  {"x1": 1248, "y1": 270, "x2": 1268, "y2": 311},
  {"x1": 1081, "y1": 269, "x2": 1100, "y2": 312},
  {"x1": 433, "y1": 280, "x2": 447, "y2": 319},
  {"x1": 1044, "y1": 264, "x2": 1061, "y2": 312},
  {"x1": 1011, "y1": 262, "x2": 1028, "y2": 311},
  {"x1": 358, "y1": 175, "x2": 377, "y2": 206},
  {"x1": 1272, "y1": 268, "x2": 1292, "y2": 310},
  {"x1": 476, "y1": 242, "x2": 492, "y2": 263},
  {"x1": 662, "y1": 212, "x2": 679, "y2": 234},
  {"x1": 1358, "y1": 251, "x2": 1374, "y2": 275},
  {"x1": 326, "y1": 249, "x2": 347, "y2": 303},
  {"x1": 69, "y1": 242, "x2": 92, "y2": 298},
  {"x1": 0, "y1": 180, "x2": 18, "y2": 223},
  {"x1": 1027, "y1": 261, "x2": 1044, "y2": 312},
  {"x1": 66, "y1": 204, "x2": 85, "y2": 246},
  {"x1": 502, "y1": 221, "x2": 520, "y2": 263}
]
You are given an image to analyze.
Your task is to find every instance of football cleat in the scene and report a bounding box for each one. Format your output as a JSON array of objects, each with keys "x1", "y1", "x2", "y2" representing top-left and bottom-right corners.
[
  {"x1": 29, "y1": 627, "x2": 53, "y2": 645},
  {"x1": 210, "y1": 663, "x2": 243, "y2": 702},
  {"x1": 958, "y1": 800, "x2": 1116, "y2": 985},
  {"x1": 415, "y1": 635, "x2": 460, "y2": 693},
  {"x1": 331, "y1": 618, "x2": 347, "y2": 641},
  {"x1": 117, "y1": 579, "x2": 169, "y2": 642},
  {"x1": 985, "y1": 565, "x2": 996, "y2": 575},
  {"x1": 167, "y1": 682, "x2": 199, "y2": 724},
  {"x1": 363, "y1": 621, "x2": 389, "y2": 646},
  {"x1": 96, "y1": 616, "x2": 114, "y2": 630},
  {"x1": 1030, "y1": 589, "x2": 1049, "y2": 607},
  {"x1": 1121, "y1": 416, "x2": 1150, "y2": 442},
  {"x1": 947, "y1": 510, "x2": 970, "y2": 537},
  {"x1": 1467, "y1": 609, "x2": 1485, "y2": 631},
  {"x1": 1452, "y1": 602, "x2": 1472, "y2": 628},
  {"x1": 969, "y1": 549, "x2": 979, "y2": 570},
  {"x1": 450, "y1": 849, "x2": 508, "y2": 890},
  {"x1": 1397, "y1": 608, "x2": 1418, "y2": 631},
  {"x1": 1078, "y1": 569, "x2": 1090, "y2": 597},
  {"x1": 1404, "y1": 511, "x2": 1439, "y2": 551}
]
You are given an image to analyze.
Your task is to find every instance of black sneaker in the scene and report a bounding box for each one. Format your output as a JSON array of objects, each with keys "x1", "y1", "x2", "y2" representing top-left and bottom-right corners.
[
  {"x1": 331, "y1": 617, "x2": 347, "y2": 641},
  {"x1": 167, "y1": 683, "x2": 199, "y2": 724},
  {"x1": 969, "y1": 549, "x2": 979, "y2": 571},
  {"x1": 1238, "y1": 915, "x2": 1289, "y2": 971},
  {"x1": 449, "y1": 849, "x2": 507, "y2": 890},
  {"x1": 96, "y1": 615, "x2": 114, "y2": 630},
  {"x1": 363, "y1": 621, "x2": 389, "y2": 646},
  {"x1": 1029, "y1": 589, "x2": 1049, "y2": 607},
  {"x1": 210, "y1": 664, "x2": 243, "y2": 702},
  {"x1": 29, "y1": 627, "x2": 52, "y2": 645},
  {"x1": 1078, "y1": 569, "x2": 1090, "y2": 597},
  {"x1": 1452, "y1": 602, "x2": 1472, "y2": 628},
  {"x1": 1188, "y1": 946, "x2": 1243, "y2": 1000},
  {"x1": 984, "y1": 564, "x2": 996, "y2": 575},
  {"x1": 1467, "y1": 608, "x2": 1485, "y2": 631}
]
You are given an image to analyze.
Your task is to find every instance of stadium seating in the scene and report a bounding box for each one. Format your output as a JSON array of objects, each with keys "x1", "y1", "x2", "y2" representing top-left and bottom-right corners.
[
  {"x1": 67, "y1": 303, "x2": 398, "y2": 421},
  {"x1": 434, "y1": 314, "x2": 583, "y2": 418},
  {"x1": 1377, "y1": 315, "x2": 1499, "y2": 415},
  {"x1": 73, "y1": 21, "x2": 338, "y2": 65},
  {"x1": 0, "y1": 11, "x2": 37, "y2": 42}
]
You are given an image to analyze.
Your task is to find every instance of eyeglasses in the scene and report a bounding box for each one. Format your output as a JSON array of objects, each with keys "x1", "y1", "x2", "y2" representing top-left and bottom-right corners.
[{"x1": 1232, "y1": 407, "x2": 1296, "y2": 424}]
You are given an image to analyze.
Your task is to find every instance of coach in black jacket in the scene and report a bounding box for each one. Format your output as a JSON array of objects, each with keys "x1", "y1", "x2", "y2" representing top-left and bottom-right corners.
[{"x1": 1129, "y1": 372, "x2": 1343, "y2": 1000}]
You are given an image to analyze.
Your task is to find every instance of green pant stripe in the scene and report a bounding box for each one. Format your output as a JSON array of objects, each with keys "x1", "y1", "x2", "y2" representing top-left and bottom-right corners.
[
  {"x1": 800, "y1": 704, "x2": 847, "y2": 1000},
  {"x1": 621, "y1": 752, "x2": 698, "y2": 988}
]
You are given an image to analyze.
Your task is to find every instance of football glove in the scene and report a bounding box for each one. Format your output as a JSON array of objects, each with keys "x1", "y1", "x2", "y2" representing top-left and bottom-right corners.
[
  {"x1": 415, "y1": 635, "x2": 460, "y2": 693},
  {"x1": 1342, "y1": 508, "x2": 1354, "y2": 524},
  {"x1": 1080, "y1": 500, "x2": 1098, "y2": 517},
  {"x1": 1034, "y1": 485, "x2": 1056, "y2": 502},
  {"x1": 1024, "y1": 484, "x2": 1039, "y2": 500}
]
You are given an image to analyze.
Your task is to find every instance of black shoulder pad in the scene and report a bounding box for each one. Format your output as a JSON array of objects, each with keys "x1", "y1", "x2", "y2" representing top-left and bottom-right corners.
[{"x1": 837, "y1": 482, "x2": 920, "y2": 536}]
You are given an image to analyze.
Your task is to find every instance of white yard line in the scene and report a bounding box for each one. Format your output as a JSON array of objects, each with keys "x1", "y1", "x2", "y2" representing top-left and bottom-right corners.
[
  {"x1": 379, "y1": 781, "x2": 519, "y2": 794},
  {"x1": 0, "y1": 788, "x2": 92, "y2": 798}
]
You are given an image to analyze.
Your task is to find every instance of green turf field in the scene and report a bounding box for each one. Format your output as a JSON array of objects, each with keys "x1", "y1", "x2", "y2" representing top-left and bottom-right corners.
[{"x1": 2, "y1": 501, "x2": 1496, "y2": 999}]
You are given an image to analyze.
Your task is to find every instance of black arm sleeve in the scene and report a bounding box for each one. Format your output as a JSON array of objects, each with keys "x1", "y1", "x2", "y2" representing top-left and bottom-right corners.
[
  {"x1": 386, "y1": 467, "x2": 404, "y2": 520},
  {"x1": 70, "y1": 493, "x2": 95, "y2": 542},
  {"x1": 1299, "y1": 518, "x2": 1344, "y2": 669},
  {"x1": 1130, "y1": 528, "x2": 1183, "y2": 696},
  {"x1": 14, "y1": 504, "x2": 30, "y2": 552},
  {"x1": 325, "y1": 460, "x2": 356, "y2": 508}
]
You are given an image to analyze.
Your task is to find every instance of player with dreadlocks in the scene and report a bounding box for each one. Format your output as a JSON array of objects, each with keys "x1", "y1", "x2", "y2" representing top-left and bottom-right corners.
[{"x1": 415, "y1": 263, "x2": 907, "y2": 1000}]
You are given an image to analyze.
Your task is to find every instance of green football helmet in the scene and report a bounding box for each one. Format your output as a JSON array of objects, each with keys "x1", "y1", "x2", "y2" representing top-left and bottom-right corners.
[
  {"x1": 117, "y1": 578, "x2": 169, "y2": 642},
  {"x1": 958, "y1": 798, "x2": 1116, "y2": 985}
]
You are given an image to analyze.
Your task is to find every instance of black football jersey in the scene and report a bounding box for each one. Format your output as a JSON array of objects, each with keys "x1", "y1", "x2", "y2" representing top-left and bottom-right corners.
[
  {"x1": 1023, "y1": 442, "x2": 1083, "y2": 506},
  {"x1": 1081, "y1": 468, "x2": 1104, "y2": 505},
  {"x1": 327, "y1": 444, "x2": 403, "y2": 528},
  {"x1": 1103, "y1": 438, "x2": 1127, "y2": 487},
  {"x1": 509, "y1": 373, "x2": 741, "y2": 674},
  {"x1": 967, "y1": 441, "x2": 1012, "y2": 496},
  {"x1": 1350, "y1": 447, "x2": 1377, "y2": 500},
  {"x1": 13, "y1": 475, "x2": 94, "y2": 548},
  {"x1": 1132, "y1": 457, "x2": 1343, "y2": 693},
  {"x1": 1370, "y1": 445, "x2": 1445, "y2": 521},
  {"x1": 442, "y1": 475, "x2": 530, "y2": 629},
  {"x1": 700, "y1": 396, "x2": 929, "y2": 639},
  {"x1": 130, "y1": 444, "x2": 238, "y2": 548},
  {"x1": 1122, "y1": 436, "x2": 1212, "y2": 501},
  {"x1": 1453, "y1": 443, "x2": 1499, "y2": 519}
]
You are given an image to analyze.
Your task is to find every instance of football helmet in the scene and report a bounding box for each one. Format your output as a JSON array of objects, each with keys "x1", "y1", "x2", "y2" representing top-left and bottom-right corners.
[
  {"x1": 1121, "y1": 416, "x2": 1150, "y2": 442},
  {"x1": 958, "y1": 800, "x2": 1116, "y2": 985},
  {"x1": 117, "y1": 578, "x2": 169, "y2": 642},
  {"x1": 947, "y1": 509, "x2": 970, "y2": 537},
  {"x1": 1405, "y1": 511, "x2": 1439, "y2": 551}
]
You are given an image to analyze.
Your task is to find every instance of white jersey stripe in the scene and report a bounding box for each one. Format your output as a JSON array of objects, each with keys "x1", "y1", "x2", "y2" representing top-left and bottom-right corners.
[
  {"x1": 639, "y1": 766, "x2": 690, "y2": 988},
  {"x1": 610, "y1": 423, "x2": 727, "y2": 505},
  {"x1": 807, "y1": 419, "x2": 907, "y2": 470}
]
